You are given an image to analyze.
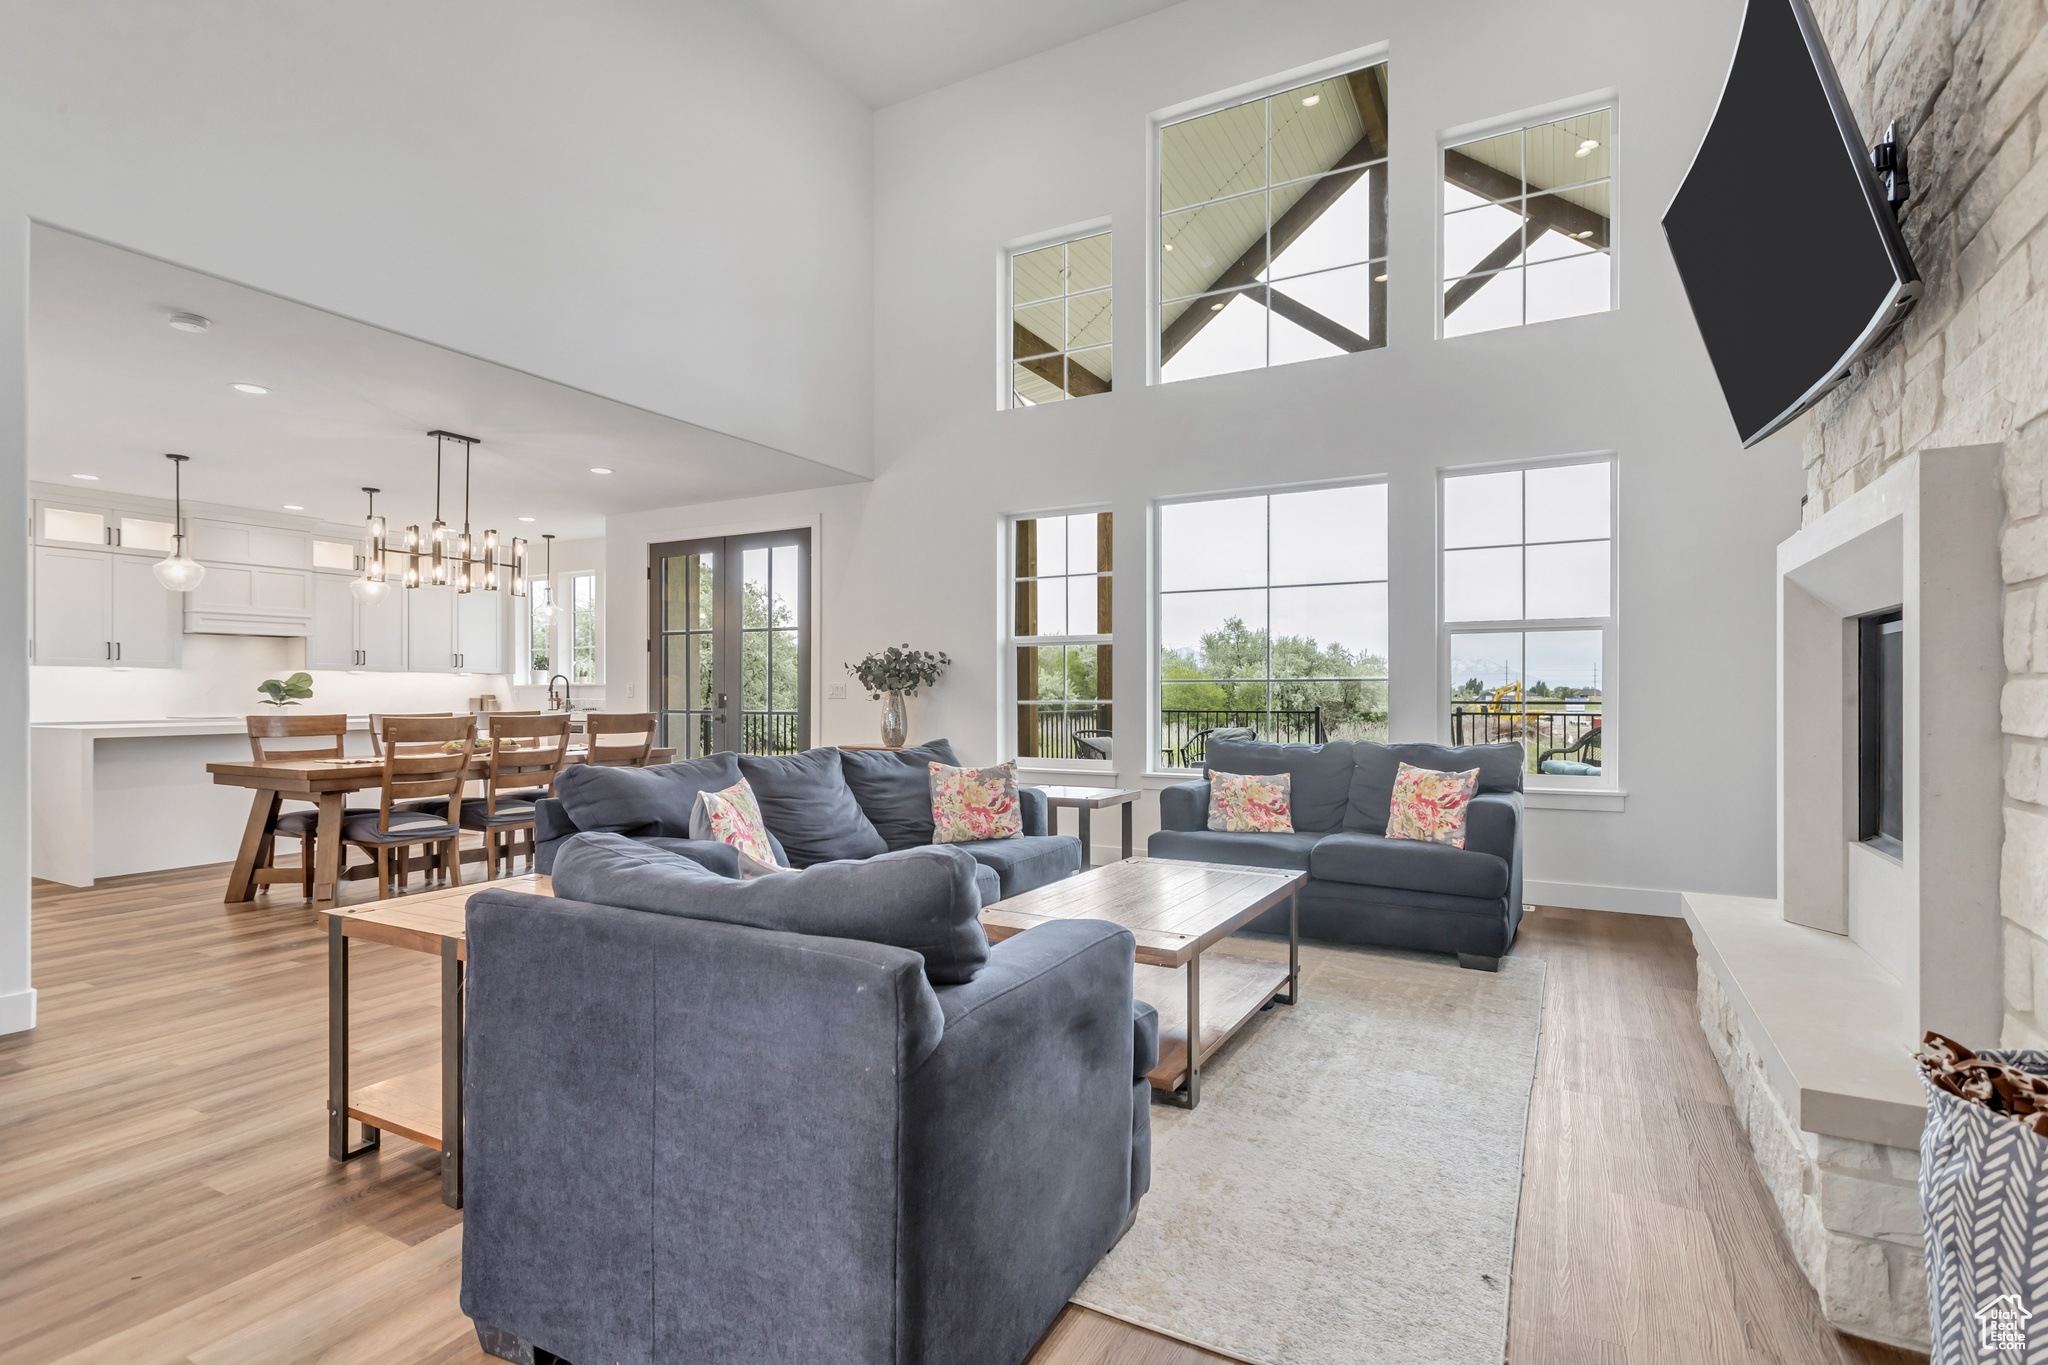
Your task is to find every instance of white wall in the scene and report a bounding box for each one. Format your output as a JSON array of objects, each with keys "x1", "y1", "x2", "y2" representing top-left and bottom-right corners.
[
  {"x1": 0, "y1": 0, "x2": 875, "y2": 1032},
  {"x1": 607, "y1": 0, "x2": 1809, "y2": 904}
]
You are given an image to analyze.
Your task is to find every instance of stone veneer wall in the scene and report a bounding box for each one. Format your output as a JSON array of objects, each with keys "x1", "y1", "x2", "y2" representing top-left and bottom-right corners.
[
  {"x1": 1798, "y1": 0, "x2": 2045, "y2": 1047},
  {"x1": 1697, "y1": 962, "x2": 1930, "y2": 1347}
]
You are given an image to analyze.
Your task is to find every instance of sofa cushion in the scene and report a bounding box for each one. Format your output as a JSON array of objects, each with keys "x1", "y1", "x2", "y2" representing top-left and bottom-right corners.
[
  {"x1": 552, "y1": 753, "x2": 742, "y2": 840},
  {"x1": 737, "y1": 748, "x2": 888, "y2": 868},
  {"x1": 948, "y1": 834, "x2": 1081, "y2": 901},
  {"x1": 1345, "y1": 741, "x2": 1523, "y2": 834},
  {"x1": 1146, "y1": 828, "x2": 1324, "y2": 872},
  {"x1": 1207, "y1": 771, "x2": 1294, "y2": 832},
  {"x1": 1309, "y1": 831, "x2": 1509, "y2": 900},
  {"x1": 931, "y1": 761, "x2": 1024, "y2": 843},
  {"x1": 552, "y1": 832, "x2": 989, "y2": 983},
  {"x1": 838, "y1": 739, "x2": 961, "y2": 849},
  {"x1": 1203, "y1": 738, "x2": 1356, "y2": 832},
  {"x1": 1385, "y1": 762, "x2": 1481, "y2": 848}
]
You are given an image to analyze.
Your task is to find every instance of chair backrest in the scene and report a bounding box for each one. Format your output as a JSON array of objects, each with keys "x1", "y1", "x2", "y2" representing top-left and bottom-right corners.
[
  {"x1": 246, "y1": 713, "x2": 348, "y2": 762},
  {"x1": 369, "y1": 712, "x2": 455, "y2": 757},
  {"x1": 583, "y1": 712, "x2": 658, "y2": 767},
  {"x1": 374, "y1": 716, "x2": 477, "y2": 830},
  {"x1": 480, "y1": 712, "x2": 574, "y2": 813}
]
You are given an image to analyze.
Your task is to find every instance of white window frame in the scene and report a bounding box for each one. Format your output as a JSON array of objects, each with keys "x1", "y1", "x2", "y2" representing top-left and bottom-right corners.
[
  {"x1": 1005, "y1": 506, "x2": 1116, "y2": 774},
  {"x1": 1436, "y1": 91, "x2": 1620, "y2": 341},
  {"x1": 1436, "y1": 451, "x2": 1620, "y2": 802},
  {"x1": 1149, "y1": 475, "x2": 1391, "y2": 777},
  {"x1": 1146, "y1": 41, "x2": 1391, "y2": 388},
  {"x1": 517, "y1": 570, "x2": 603, "y2": 687},
  {"x1": 999, "y1": 218, "x2": 1114, "y2": 412}
]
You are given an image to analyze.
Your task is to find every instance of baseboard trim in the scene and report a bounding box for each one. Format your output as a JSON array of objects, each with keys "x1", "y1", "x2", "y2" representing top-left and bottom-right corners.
[
  {"x1": 0, "y1": 987, "x2": 37, "y2": 1035},
  {"x1": 1525, "y1": 879, "x2": 1684, "y2": 918}
]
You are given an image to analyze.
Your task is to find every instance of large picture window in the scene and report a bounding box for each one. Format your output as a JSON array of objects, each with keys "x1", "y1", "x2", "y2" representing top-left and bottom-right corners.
[
  {"x1": 1158, "y1": 60, "x2": 1388, "y2": 384},
  {"x1": 1009, "y1": 232, "x2": 1112, "y2": 407},
  {"x1": 517, "y1": 570, "x2": 601, "y2": 686},
  {"x1": 1014, "y1": 512, "x2": 1113, "y2": 762},
  {"x1": 1442, "y1": 458, "x2": 1614, "y2": 780},
  {"x1": 1156, "y1": 484, "x2": 1388, "y2": 770},
  {"x1": 1442, "y1": 108, "x2": 1613, "y2": 337}
]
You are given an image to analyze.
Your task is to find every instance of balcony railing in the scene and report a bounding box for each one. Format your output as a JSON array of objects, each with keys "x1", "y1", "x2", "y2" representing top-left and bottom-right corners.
[
  {"x1": 1158, "y1": 707, "x2": 1325, "y2": 768},
  {"x1": 1451, "y1": 701, "x2": 1601, "y2": 772},
  {"x1": 741, "y1": 711, "x2": 803, "y2": 756},
  {"x1": 1021, "y1": 705, "x2": 1115, "y2": 760}
]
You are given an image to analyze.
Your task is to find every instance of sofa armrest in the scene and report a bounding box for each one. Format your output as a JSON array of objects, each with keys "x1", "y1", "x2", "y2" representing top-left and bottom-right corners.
[
  {"x1": 1018, "y1": 785, "x2": 1049, "y2": 837},
  {"x1": 1464, "y1": 790, "x2": 1522, "y2": 865},
  {"x1": 639, "y1": 836, "x2": 742, "y2": 879},
  {"x1": 1157, "y1": 780, "x2": 1210, "y2": 832},
  {"x1": 1133, "y1": 999, "x2": 1159, "y2": 1079},
  {"x1": 532, "y1": 796, "x2": 578, "y2": 844}
]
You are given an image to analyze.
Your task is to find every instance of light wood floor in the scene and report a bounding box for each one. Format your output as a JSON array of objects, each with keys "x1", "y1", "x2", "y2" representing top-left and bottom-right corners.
[{"x1": 0, "y1": 863, "x2": 1925, "y2": 1364}]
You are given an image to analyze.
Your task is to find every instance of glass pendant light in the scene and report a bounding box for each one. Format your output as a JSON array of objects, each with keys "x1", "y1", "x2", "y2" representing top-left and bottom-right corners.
[
  {"x1": 350, "y1": 487, "x2": 390, "y2": 605},
  {"x1": 531, "y1": 534, "x2": 557, "y2": 622},
  {"x1": 151, "y1": 454, "x2": 206, "y2": 592}
]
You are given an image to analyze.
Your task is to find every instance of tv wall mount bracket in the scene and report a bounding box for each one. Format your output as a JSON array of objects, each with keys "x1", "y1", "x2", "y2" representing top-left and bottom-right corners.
[{"x1": 1870, "y1": 120, "x2": 1910, "y2": 217}]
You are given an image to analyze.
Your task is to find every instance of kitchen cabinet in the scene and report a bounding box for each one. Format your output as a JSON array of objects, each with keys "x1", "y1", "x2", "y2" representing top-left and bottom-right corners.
[
  {"x1": 359, "y1": 586, "x2": 408, "y2": 671},
  {"x1": 184, "y1": 562, "x2": 313, "y2": 636},
  {"x1": 455, "y1": 588, "x2": 505, "y2": 674},
  {"x1": 32, "y1": 545, "x2": 179, "y2": 667},
  {"x1": 306, "y1": 574, "x2": 359, "y2": 671},
  {"x1": 35, "y1": 500, "x2": 178, "y2": 555},
  {"x1": 408, "y1": 585, "x2": 458, "y2": 671},
  {"x1": 400, "y1": 584, "x2": 506, "y2": 673}
]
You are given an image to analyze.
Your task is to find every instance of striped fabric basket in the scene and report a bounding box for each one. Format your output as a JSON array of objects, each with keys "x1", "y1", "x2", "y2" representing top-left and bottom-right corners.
[{"x1": 1923, "y1": 1051, "x2": 2048, "y2": 1363}]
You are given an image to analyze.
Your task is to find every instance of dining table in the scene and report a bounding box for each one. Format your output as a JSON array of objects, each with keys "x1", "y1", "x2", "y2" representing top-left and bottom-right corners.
[{"x1": 205, "y1": 745, "x2": 674, "y2": 905}]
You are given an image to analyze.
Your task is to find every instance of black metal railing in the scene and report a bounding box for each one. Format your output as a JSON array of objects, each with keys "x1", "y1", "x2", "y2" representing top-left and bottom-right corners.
[
  {"x1": 741, "y1": 711, "x2": 803, "y2": 756},
  {"x1": 1158, "y1": 707, "x2": 1325, "y2": 768},
  {"x1": 1451, "y1": 703, "x2": 1601, "y2": 772},
  {"x1": 1024, "y1": 705, "x2": 1114, "y2": 760}
]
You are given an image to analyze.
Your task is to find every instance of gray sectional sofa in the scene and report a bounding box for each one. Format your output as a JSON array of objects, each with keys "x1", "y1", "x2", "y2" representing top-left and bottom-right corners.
[
  {"x1": 1150, "y1": 736, "x2": 1526, "y2": 969},
  {"x1": 531, "y1": 738, "x2": 1081, "y2": 906},
  {"x1": 461, "y1": 833, "x2": 1154, "y2": 1365}
]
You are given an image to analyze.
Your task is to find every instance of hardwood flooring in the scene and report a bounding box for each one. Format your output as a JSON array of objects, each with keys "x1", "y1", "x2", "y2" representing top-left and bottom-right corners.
[{"x1": 0, "y1": 865, "x2": 1925, "y2": 1364}]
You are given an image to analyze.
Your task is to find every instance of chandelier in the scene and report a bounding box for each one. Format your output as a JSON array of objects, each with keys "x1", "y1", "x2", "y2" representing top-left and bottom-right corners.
[{"x1": 367, "y1": 431, "x2": 526, "y2": 596}]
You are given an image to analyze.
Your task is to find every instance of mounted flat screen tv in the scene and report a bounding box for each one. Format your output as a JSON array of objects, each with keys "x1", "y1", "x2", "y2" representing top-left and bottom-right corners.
[{"x1": 1663, "y1": 0, "x2": 1921, "y2": 446}]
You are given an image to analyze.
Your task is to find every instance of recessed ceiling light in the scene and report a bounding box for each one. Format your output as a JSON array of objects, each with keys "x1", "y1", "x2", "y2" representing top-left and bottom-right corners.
[
  {"x1": 71, "y1": 473, "x2": 99, "y2": 480},
  {"x1": 1575, "y1": 139, "x2": 1600, "y2": 157},
  {"x1": 1374, "y1": 273, "x2": 1388, "y2": 283},
  {"x1": 1163, "y1": 243, "x2": 1174, "y2": 251},
  {"x1": 232, "y1": 383, "x2": 268, "y2": 394},
  {"x1": 282, "y1": 504, "x2": 304, "y2": 511},
  {"x1": 518, "y1": 516, "x2": 536, "y2": 522},
  {"x1": 168, "y1": 312, "x2": 211, "y2": 333},
  {"x1": 1573, "y1": 230, "x2": 1594, "y2": 239},
  {"x1": 1301, "y1": 94, "x2": 1320, "y2": 107},
  {"x1": 590, "y1": 467, "x2": 613, "y2": 474},
  {"x1": 1209, "y1": 301, "x2": 1226, "y2": 311}
]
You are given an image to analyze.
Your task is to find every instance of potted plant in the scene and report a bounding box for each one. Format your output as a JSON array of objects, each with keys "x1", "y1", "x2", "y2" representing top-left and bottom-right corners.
[
  {"x1": 256, "y1": 672, "x2": 315, "y2": 708},
  {"x1": 846, "y1": 645, "x2": 950, "y2": 747}
]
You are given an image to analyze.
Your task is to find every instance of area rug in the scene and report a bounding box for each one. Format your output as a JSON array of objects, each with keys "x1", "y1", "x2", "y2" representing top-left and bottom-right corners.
[{"x1": 1072, "y1": 936, "x2": 1547, "y2": 1365}]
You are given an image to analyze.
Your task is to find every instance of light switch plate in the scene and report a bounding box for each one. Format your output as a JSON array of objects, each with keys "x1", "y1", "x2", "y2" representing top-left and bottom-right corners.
[{"x1": 828, "y1": 682, "x2": 847, "y2": 699}]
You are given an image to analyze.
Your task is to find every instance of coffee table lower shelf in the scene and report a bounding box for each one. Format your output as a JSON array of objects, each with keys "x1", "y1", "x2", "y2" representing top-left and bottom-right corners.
[
  {"x1": 348, "y1": 1065, "x2": 445, "y2": 1151},
  {"x1": 1136, "y1": 953, "x2": 1294, "y2": 1093}
]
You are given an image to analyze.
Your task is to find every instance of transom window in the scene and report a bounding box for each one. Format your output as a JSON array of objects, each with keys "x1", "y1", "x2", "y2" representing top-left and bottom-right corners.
[
  {"x1": 1442, "y1": 108, "x2": 1613, "y2": 336},
  {"x1": 1442, "y1": 458, "x2": 1614, "y2": 780},
  {"x1": 1156, "y1": 484, "x2": 1388, "y2": 770},
  {"x1": 1014, "y1": 512, "x2": 1113, "y2": 762},
  {"x1": 1159, "y1": 60, "x2": 1388, "y2": 384},
  {"x1": 1010, "y1": 232, "x2": 1112, "y2": 407}
]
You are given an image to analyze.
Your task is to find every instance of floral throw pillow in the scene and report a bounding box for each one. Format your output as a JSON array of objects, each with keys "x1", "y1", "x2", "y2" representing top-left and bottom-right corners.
[
  {"x1": 1385, "y1": 762, "x2": 1481, "y2": 848},
  {"x1": 689, "y1": 780, "x2": 785, "y2": 877},
  {"x1": 1207, "y1": 771, "x2": 1294, "y2": 833},
  {"x1": 930, "y1": 761, "x2": 1023, "y2": 843}
]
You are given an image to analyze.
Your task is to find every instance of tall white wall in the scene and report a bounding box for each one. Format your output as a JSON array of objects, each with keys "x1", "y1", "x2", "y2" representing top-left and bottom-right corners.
[
  {"x1": 608, "y1": 0, "x2": 1809, "y2": 904},
  {"x1": 0, "y1": 0, "x2": 875, "y2": 1032}
]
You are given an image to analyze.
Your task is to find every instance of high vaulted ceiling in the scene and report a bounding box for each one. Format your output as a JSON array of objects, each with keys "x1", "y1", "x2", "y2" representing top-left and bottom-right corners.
[{"x1": 740, "y1": 0, "x2": 1182, "y2": 107}]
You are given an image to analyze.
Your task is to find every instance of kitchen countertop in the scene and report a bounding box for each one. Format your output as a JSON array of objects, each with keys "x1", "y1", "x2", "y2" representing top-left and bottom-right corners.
[{"x1": 30, "y1": 716, "x2": 374, "y2": 739}]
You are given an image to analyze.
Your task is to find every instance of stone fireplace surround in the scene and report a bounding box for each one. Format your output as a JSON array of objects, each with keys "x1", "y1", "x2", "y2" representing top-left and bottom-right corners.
[{"x1": 1685, "y1": 445, "x2": 2003, "y2": 1349}]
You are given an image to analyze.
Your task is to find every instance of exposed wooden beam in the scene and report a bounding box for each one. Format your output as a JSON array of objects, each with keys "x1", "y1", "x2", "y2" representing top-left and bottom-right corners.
[
  {"x1": 1443, "y1": 149, "x2": 1609, "y2": 247},
  {"x1": 1263, "y1": 286, "x2": 1370, "y2": 352},
  {"x1": 1012, "y1": 323, "x2": 1110, "y2": 398},
  {"x1": 1442, "y1": 225, "x2": 1528, "y2": 316},
  {"x1": 1348, "y1": 66, "x2": 1389, "y2": 345}
]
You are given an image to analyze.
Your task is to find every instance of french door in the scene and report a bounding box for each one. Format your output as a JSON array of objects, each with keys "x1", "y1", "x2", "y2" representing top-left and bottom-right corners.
[{"x1": 651, "y1": 528, "x2": 811, "y2": 757}]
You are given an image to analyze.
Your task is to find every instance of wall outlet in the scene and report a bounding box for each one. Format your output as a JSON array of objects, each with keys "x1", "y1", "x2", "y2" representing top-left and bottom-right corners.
[
  {"x1": 625, "y1": 682, "x2": 636, "y2": 701},
  {"x1": 828, "y1": 682, "x2": 847, "y2": 699}
]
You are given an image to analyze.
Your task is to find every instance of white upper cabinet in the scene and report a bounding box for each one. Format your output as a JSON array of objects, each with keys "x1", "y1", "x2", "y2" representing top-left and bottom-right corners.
[
  {"x1": 109, "y1": 556, "x2": 179, "y2": 667},
  {"x1": 39, "y1": 504, "x2": 108, "y2": 548},
  {"x1": 359, "y1": 589, "x2": 408, "y2": 671},
  {"x1": 455, "y1": 589, "x2": 505, "y2": 674},
  {"x1": 311, "y1": 539, "x2": 359, "y2": 572},
  {"x1": 408, "y1": 585, "x2": 458, "y2": 672},
  {"x1": 306, "y1": 573, "x2": 358, "y2": 671},
  {"x1": 36, "y1": 501, "x2": 179, "y2": 556},
  {"x1": 32, "y1": 546, "x2": 179, "y2": 668},
  {"x1": 189, "y1": 518, "x2": 312, "y2": 570}
]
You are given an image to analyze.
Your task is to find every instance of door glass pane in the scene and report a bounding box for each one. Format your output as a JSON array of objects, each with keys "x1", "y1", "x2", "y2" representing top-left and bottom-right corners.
[
  {"x1": 742, "y1": 631, "x2": 768, "y2": 711},
  {"x1": 741, "y1": 549, "x2": 770, "y2": 627},
  {"x1": 665, "y1": 635, "x2": 692, "y2": 711},
  {"x1": 1444, "y1": 547, "x2": 1522, "y2": 622},
  {"x1": 770, "y1": 630, "x2": 800, "y2": 710},
  {"x1": 695, "y1": 634, "x2": 715, "y2": 708},
  {"x1": 770, "y1": 544, "x2": 799, "y2": 627}
]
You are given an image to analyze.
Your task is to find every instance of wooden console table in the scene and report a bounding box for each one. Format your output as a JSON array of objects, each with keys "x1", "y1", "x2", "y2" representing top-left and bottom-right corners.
[{"x1": 321, "y1": 874, "x2": 552, "y2": 1207}]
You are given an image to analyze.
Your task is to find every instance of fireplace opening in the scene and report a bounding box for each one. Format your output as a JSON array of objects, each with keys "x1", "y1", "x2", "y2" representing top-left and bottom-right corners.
[{"x1": 1857, "y1": 609, "x2": 1904, "y2": 857}]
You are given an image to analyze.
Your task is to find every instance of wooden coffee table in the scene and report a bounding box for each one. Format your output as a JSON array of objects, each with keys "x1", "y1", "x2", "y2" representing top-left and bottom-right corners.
[{"x1": 980, "y1": 857, "x2": 1303, "y2": 1109}]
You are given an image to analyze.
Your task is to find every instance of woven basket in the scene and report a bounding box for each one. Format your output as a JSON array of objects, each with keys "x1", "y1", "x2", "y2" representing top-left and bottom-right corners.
[{"x1": 1923, "y1": 1049, "x2": 2048, "y2": 1362}]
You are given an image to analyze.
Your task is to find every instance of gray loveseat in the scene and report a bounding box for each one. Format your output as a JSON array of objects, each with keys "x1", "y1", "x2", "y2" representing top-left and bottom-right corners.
[
  {"x1": 531, "y1": 738, "x2": 1081, "y2": 906},
  {"x1": 1150, "y1": 737, "x2": 1525, "y2": 969},
  {"x1": 461, "y1": 834, "x2": 1155, "y2": 1365}
]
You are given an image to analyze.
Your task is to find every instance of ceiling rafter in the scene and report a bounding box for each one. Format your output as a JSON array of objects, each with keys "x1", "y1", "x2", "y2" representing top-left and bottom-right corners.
[
  {"x1": 1443, "y1": 227, "x2": 1528, "y2": 316},
  {"x1": 1013, "y1": 323, "x2": 1110, "y2": 398}
]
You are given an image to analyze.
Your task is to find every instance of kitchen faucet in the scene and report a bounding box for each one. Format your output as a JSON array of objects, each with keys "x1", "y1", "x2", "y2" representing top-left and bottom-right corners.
[{"x1": 547, "y1": 674, "x2": 570, "y2": 711}]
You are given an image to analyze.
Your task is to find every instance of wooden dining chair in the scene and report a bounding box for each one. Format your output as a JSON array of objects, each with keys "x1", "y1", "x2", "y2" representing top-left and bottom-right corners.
[
  {"x1": 583, "y1": 712, "x2": 659, "y2": 767},
  {"x1": 246, "y1": 713, "x2": 353, "y2": 900},
  {"x1": 367, "y1": 712, "x2": 456, "y2": 758},
  {"x1": 341, "y1": 715, "x2": 476, "y2": 899},
  {"x1": 458, "y1": 712, "x2": 573, "y2": 878}
]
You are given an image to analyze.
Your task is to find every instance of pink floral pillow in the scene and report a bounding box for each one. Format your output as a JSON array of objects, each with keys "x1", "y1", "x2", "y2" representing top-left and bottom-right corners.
[
  {"x1": 689, "y1": 780, "x2": 785, "y2": 877},
  {"x1": 1207, "y1": 771, "x2": 1294, "y2": 833},
  {"x1": 930, "y1": 761, "x2": 1023, "y2": 843},
  {"x1": 1385, "y1": 762, "x2": 1481, "y2": 848}
]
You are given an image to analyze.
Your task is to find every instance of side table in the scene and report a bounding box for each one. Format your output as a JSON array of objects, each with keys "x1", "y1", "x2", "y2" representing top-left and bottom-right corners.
[{"x1": 1033, "y1": 786, "x2": 1141, "y2": 866}]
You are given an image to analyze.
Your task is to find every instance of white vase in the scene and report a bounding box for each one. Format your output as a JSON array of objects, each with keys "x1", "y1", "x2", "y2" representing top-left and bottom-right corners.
[{"x1": 881, "y1": 690, "x2": 908, "y2": 747}]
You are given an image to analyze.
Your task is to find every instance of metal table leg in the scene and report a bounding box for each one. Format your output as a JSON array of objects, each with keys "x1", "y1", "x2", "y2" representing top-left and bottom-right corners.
[
  {"x1": 1078, "y1": 804, "x2": 1093, "y2": 868},
  {"x1": 1121, "y1": 800, "x2": 1134, "y2": 860},
  {"x1": 440, "y1": 937, "x2": 465, "y2": 1208},
  {"x1": 1161, "y1": 952, "x2": 1202, "y2": 1110},
  {"x1": 328, "y1": 917, "x2": 378, "y2": 1161},
  {"x1": 1278, "y1": 889, "x2": 1300, "y2": 1006}
]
